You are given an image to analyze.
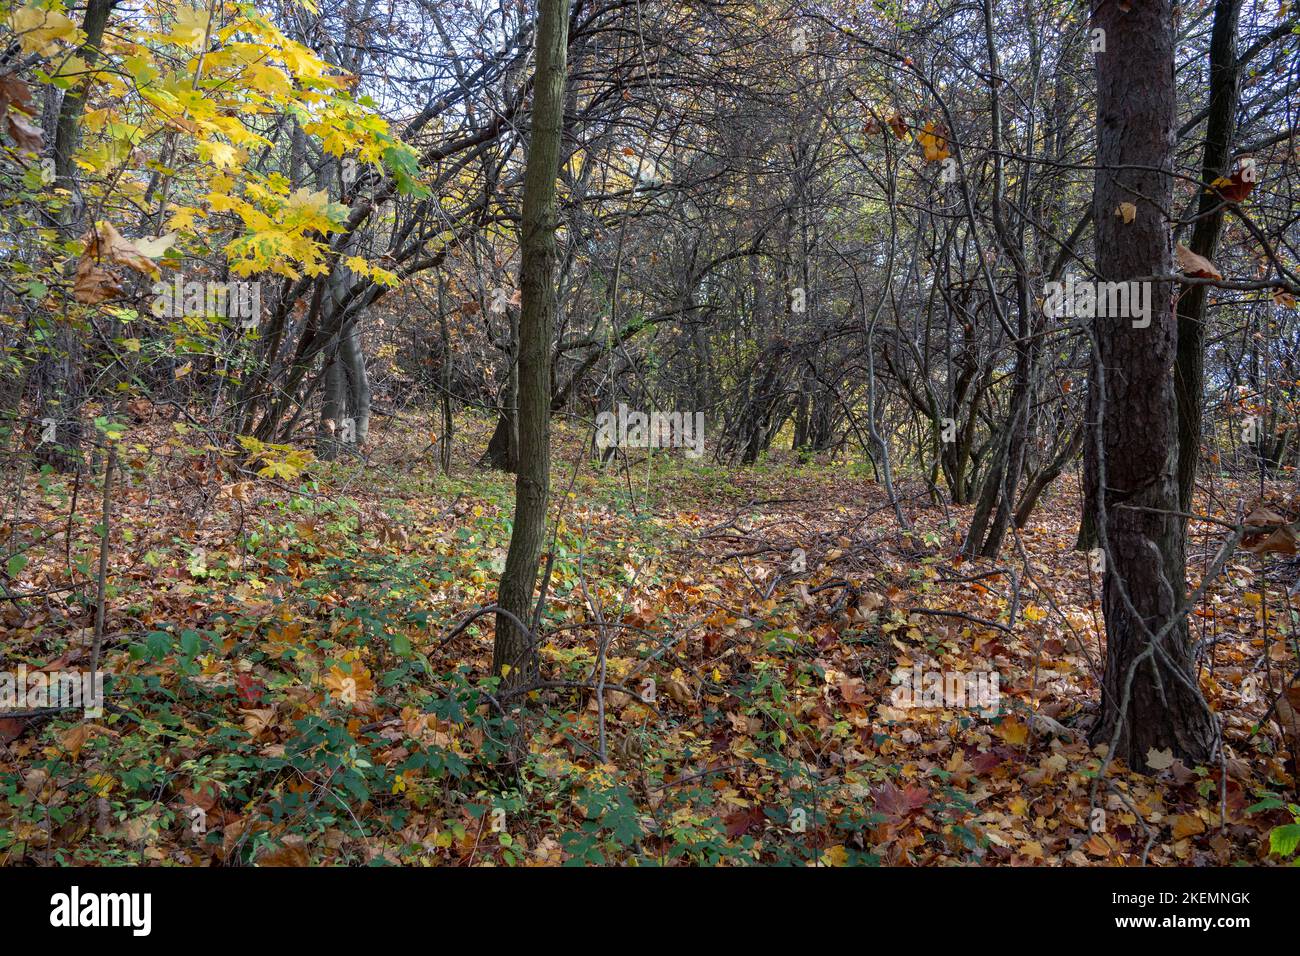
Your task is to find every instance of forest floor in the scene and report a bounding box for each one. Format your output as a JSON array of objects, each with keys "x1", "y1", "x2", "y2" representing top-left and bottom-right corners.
[{"x1": 2, "y1": 405, "x2": 1298, "y2": 866}]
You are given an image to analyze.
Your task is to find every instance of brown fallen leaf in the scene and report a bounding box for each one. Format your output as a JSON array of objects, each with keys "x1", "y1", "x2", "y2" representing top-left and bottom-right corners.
[
  {"x1": 1083, "y1": 833, "x2": 1115, "y2": 857},
  {"x1": 58, "y1": 722, "x2": 93, "y2": 760},
  {"x1": 1272, "y1": 683, "x2": 1300, "y2": 755},
  {"x1": 663, "y1": 673, "x2": 694, "y2": 706},
  {"x1": 256, "y1": 841, "x2": 309, "y2": 866},
  {"x1": 723, "y1": 807, "x2": 766, "y2": 838},
  {"x1": 0, "y1": 716, "x2": 27, "y2": 745},
  {"x1": 871, "y1": 781, "x2": 929, "y2": 822},
  {"x1": 1145, "y1": 746, "x2": 1175, "y2": 771},
  {"x1": 838, "y1": 677, "x2": 871, "y2": 705}
]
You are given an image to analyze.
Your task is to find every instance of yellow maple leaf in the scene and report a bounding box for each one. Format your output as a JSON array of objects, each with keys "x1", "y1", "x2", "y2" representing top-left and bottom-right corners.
[
  {"x1": 86, "y1": 772, "x2": 116, "y2": 797},
  {"x1": 167, "y1": 205, "x2": 203, "y2": 231},
  {"x1": 995, "y1": 718, "x2": 1029, "y2": 745},
  {"x1": 164, "y1": 5, "x2": 211, "y2": 50},
  {"x1": 819, "y1": 845, "x2": 849, "y2": 866},
  {"x1": 281, "y1": 187, "x2": 344, "y2": 233},
  {"x1": 324, "y1": 662, "x2": 374, "y2": 707},
  {"x1": 11, "y1": 5, "x2": 81, "y2": 56},
  {"x1": 279, "y1": 39, "x2": 328, "y2": 79},
  {"x1": 197, "y1": 139, "x2": 243, "y2": 169},
  {"x1": 1022, "y1": 603, "x2": 1047, "y2": 622},
  {"x1": 245, "y1": 62, "x2": 292, "y2": 98}
]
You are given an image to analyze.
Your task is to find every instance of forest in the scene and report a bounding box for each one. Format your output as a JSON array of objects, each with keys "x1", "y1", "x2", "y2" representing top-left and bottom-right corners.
[{"x1": 1, "y1": 0, "x2": 1299, "y2": 876}]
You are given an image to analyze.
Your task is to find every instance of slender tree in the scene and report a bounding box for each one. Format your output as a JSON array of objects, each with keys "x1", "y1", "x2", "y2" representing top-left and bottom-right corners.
[
  {"x1": 493, "y1": 0, "x2": 570, "y2": 689},
  {"x1": 1175, "y1": 0, "x2": 1242, "y2": 514}
]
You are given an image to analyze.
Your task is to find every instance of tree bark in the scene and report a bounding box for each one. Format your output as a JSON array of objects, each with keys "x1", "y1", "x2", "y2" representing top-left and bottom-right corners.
[
  {"x1": 34, "y1": 0, "x2": 119, "y2": 472},
  {"x1": 339, "y1": 320, "x2": 371, "y2": 446},
  {"x1": 1087, "y1": 0, "x2": 1216, "y2": 768},
  {"x1": 317, "y1": 348, "x2": 346, "y2": 460},
  {"x1": 1175, "y1": 0, "x2": 1241, "y2": 514},
  {"x1": 492, "y1": 0, "x2": 569, "y2": 689}
]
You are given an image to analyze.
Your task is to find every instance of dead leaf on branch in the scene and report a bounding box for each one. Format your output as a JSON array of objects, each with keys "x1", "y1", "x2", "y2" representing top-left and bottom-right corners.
[
  {"x1": 0, "y1": 74, "x2": 37, "y2": 122},
  {"x1": 1207, "y1": 159, "x2": 1257, "y2": 203},
  {"x1": 72, "y1": 220, "x2": 163, "y2": 304},
  {"x1": 0, "y1": 74, "x2": 41, "y2": 153},
  {"x1": 72, "y1": 258, "x2": 124, "y2": 305},
  {"x1": 6, "y1": 110, "x2": 42, "y2": 153},
  {"x1": 1175, "y1": 242, "x2": 1223, "y2": 281},
  {"x1": 917, "y1": 121, "x2": 949, "y2": 162},
  {"x1": 1241, "y1": 505, "x2": 1298, "y2": 556}
]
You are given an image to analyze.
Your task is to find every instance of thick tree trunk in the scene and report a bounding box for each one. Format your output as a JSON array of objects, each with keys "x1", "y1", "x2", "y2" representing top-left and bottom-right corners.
[
  {"x1": 1087, "y1": 0, "x2": 1216, "y2": 768},
  {"x1": 493, "y1": 0, "x2": 569, "y2": 689}
]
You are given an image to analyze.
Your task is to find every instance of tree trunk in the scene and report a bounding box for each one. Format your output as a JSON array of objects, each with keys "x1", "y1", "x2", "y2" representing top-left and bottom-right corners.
[
  {"x1": 317, "y1": 348, "x2": 346, "y2": 460},
  {"x1": 482, "y1": 408, "x2": 517, "y2": 472},
  {"x1": 493, "y1": 0, "x2": 569, "y2": 689},
  {"x1": 34, "y1": 0, "x2": 118, "y2": 473},
  {"x1": 1087, "y1": 0, "x2": 1216, "y2": 768},
  {"x1": 339, "y1": 320, "x2": 371, "y2": 446},
  {"x1": 1175, "y1": 0, "x2": 1241, "y2": 514},
  {"x1": 1015, "y1": 424, "x2": 1084, "y2": 528}
]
